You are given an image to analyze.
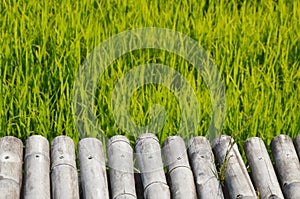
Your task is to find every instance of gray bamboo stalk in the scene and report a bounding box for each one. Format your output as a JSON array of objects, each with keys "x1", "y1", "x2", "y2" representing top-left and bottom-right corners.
[
  {"x1": 294, "y1": 134, "x2": 300, "y2": 159},
  {"x1": 24, "y1": 135, "x2": 51, "y2": 199},
  {"x1": 244, "y1": 137, "x2": 284, "y2": 199},
  {"x1": 135, "y1": 133, "x2": 170, "y2": 199},
  {"x1": 271, "y1": 135, "x2": 300, "y2": 199},
  {"x1": 0, "y1": 136, "x2": 23, "y2": 199},
  {"x1": 78, "y1": 138, "x2": 109, "y2": 199},
  {"x1": 187, "y1": 136, "x2": 224, "y2": 199},
  {"x1": 212, "y1": 135, "x2": 257, "y2": 199},
  {"x1": 162, "y1": 136, "x2": 197, "y2": 199},
  {"x1": 107, "y1": 135, "x2": 137, "y2": 199},
  {"x1": 51, "y1": 136, "x2": 79, "y2": 199}
]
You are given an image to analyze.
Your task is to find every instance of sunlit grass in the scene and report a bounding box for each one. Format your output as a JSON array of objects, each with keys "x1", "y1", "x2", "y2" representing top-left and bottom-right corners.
[{"x1": 1, "y1": 0, "x2": 299, "y2": 153}]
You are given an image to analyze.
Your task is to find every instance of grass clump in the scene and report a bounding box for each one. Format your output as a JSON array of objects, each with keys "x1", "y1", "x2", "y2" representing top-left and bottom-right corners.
[{"x1": 0, "y1": 0, "x2": 299, "y2": 150}]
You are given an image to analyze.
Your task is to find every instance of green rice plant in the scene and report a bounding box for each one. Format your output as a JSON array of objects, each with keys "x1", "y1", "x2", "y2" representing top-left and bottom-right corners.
[
  {"x1": 212, "y1": 138, "x2": 235, "y2": 187},
  {"x1": 0, "y1": 0, "x2": 299, "y2": 156}
]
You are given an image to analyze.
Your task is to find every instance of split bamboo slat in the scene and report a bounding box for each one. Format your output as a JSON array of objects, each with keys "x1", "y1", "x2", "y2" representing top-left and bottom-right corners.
[
  {"x1": 162, "y1": 136, "x2": 197, "y2": 199},
  {"x1": 135, "y1": 133, "x2": 170, "y2": 199},
  {"x1": 271, "y1": 135, "x2": 300, "y2": 199}
]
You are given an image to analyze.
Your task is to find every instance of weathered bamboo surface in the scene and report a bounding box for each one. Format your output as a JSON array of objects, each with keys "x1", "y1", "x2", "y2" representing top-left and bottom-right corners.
[
  {"x1": 51, "y1": 136, "x2": 80, "y2": 199},
  {"x1": 78, "y1": 138, "x2": 109, "y2": 199},
  {"x1": 135, "y1": 133, "x2": 171, "y2": 199},
  {"x1": 107, "y1": 135, "x2": 136, "y2": 199},
  {"x1": 271, "y1": 135, "x2": 300, "y2": 199},
  {"x1": 294, "y1": 134, "x2": 300, "y2": 159},
  {"x1": 244, "y1": 137, "x2": 284, "y2": 199},
  {"x1": 212, "y1": 135, "x2": 257, "y2": 199},
  {"x1": 0, "y1": 133, "x2": 300, "y2": 199},
  {"x1": 187, "y1": 136, "x2": 224, "y2": 199},
  {"x1": 163, "y1": 136, "x2": 197, "y2": 199},
  {"x1": 24, "y1": 135, "x2": 50, "y2": 199},
  {"x1": 0, "y1": 136, "x2": 23, "y2": 199}
]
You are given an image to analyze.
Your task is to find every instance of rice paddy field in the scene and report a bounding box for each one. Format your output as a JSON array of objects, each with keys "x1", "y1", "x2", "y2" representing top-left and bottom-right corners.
[{"x1": 1, "y1": 0, "x2": 300, "y2": 154}]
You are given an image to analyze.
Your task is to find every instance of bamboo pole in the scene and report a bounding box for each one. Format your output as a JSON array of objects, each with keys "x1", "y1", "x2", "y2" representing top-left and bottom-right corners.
[
  {"x1": 244, "y1": 137, "x2": 284, "y2": 199},
  {"x1": 212, "y1": 135, "x2": 256, "y2": 199},
  {"x1": 294, "y1": 134, "x2": 300, "y2": 159},
  {"x1": 0, "y1": 136, "x2": 23, "y2": 199},
  {"x1": 107, "y1": 135, "x2": 137, "y2": 199},
  {"x1": 135, "y1": 133, "x2": 170, "y2": 199},
  {"x1": 51, "y1": 136, "x2": 79, "y2": 199},
  {"x1": 78, "y1": 138, "x2": 109, "y2": 199},
  {"x1": 187, "y1": 136, "x2": 224, "y2": 199},
  {"x1": 162, "y1": 136, "x2": 197, "y2": 199},
  {"x1": 271, "y1": 135, "x2": 300, "y2": 199},
  {"x1": 24, "y1": 135, "x2": 51, "y2": 199}
]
